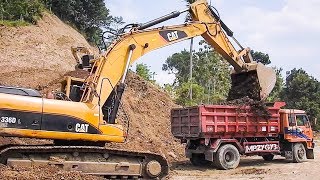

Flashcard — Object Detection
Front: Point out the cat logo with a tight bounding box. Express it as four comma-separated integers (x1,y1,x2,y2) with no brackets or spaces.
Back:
159,30,187,42
167,31,179,41
75,123,89,133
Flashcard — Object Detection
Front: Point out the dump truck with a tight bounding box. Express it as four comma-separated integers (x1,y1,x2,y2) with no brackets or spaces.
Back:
171,102,315,170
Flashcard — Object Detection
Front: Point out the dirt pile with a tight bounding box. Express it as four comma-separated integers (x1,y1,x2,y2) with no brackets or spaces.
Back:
0,12,96,89
107,72,185,162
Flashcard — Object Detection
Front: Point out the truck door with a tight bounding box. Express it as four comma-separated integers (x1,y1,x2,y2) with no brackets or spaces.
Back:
296,114,313,140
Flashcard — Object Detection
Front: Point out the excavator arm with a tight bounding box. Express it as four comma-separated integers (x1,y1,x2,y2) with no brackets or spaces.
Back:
78,0,276,123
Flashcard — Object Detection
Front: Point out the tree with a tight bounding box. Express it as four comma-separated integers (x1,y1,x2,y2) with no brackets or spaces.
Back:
45,0,123,44
163,41,231,105
176,82,204,106
136,63,155,82
267,67,284,102
281,68,320,129
0,0,44,24
251,50,271,65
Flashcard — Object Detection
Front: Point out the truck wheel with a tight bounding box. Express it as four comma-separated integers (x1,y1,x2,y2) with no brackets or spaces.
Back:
190,154,211,166
262,154,274,161
215,144,240,170
292,143,306,163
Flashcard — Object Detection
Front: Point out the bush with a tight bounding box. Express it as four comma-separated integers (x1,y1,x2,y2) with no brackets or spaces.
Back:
0,0,45,24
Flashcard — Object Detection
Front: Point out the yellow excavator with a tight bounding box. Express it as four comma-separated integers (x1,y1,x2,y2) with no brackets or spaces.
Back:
0,0,276,179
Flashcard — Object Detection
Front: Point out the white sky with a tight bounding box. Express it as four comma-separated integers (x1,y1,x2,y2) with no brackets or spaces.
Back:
106,0,320,85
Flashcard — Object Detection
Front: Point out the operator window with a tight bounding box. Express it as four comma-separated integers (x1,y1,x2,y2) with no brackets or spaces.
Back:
296,114,308,126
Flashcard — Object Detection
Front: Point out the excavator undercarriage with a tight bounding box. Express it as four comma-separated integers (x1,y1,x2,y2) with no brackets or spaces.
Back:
0,144,168,179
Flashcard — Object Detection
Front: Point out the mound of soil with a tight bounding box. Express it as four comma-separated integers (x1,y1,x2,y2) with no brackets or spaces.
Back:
107,72,185,163
0,12,96,89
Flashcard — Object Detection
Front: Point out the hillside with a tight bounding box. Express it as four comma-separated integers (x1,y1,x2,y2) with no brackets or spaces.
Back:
0,12,96,89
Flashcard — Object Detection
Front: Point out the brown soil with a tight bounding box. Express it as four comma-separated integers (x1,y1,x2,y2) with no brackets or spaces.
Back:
107,72,185,163
228,71,261,101
0,165,102,180
221,97,271,119
226,71,272,119
0,12,96,89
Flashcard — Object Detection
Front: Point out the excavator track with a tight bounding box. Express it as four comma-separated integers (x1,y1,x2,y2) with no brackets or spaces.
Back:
0,144,169,179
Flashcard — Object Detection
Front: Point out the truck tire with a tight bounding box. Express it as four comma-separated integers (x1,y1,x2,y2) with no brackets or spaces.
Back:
215,144,240,170
292,143,306,163
190,154,211,166
262,154,274,161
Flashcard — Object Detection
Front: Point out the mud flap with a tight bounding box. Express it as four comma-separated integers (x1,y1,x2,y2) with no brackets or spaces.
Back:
306,149,314,159
285,151,293,160
204,149,215,162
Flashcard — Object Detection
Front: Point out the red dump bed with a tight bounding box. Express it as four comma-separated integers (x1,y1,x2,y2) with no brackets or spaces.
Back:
171,102,285,139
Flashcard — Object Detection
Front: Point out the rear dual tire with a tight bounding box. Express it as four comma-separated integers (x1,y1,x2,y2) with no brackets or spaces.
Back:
215,144,240,170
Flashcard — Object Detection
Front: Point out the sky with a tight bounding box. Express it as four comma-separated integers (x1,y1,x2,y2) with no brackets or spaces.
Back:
106,0,320,85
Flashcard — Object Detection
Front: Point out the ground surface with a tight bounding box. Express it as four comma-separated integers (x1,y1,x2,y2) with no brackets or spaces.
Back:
170,141,320,180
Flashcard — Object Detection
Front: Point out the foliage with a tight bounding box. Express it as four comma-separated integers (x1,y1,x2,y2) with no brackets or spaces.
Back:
0,0,45,24
43,0,123,45
163,41,231,105
163,84,176,99
176,82,204,106
281,68,320,129
251,50,271,65
267,67,284,102
0,20,30,26
136,63,155,83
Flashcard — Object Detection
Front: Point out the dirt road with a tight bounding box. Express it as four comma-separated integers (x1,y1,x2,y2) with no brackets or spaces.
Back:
170,141,320,180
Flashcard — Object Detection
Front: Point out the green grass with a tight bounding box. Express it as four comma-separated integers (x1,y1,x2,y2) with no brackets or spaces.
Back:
0,20,30,27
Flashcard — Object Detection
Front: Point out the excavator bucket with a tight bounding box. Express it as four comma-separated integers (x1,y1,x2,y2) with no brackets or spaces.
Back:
228,63,277,101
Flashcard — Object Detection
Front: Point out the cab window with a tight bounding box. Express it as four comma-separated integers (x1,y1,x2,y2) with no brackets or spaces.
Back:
296,114,308,126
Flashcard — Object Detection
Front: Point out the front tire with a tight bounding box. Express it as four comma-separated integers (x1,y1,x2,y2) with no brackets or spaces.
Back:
262,154,274,161
292,143,306,163
215,144,240,170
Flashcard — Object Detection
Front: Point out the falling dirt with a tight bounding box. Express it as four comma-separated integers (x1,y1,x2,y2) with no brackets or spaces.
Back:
228,71,261,101
225,71,272,119
220,97,271,119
